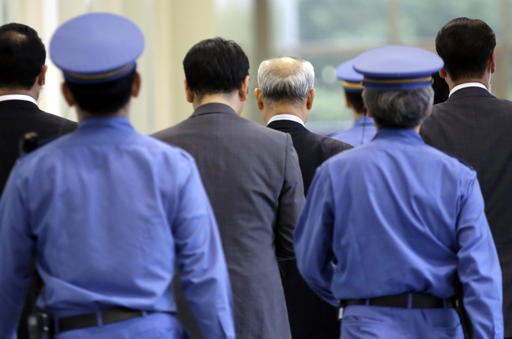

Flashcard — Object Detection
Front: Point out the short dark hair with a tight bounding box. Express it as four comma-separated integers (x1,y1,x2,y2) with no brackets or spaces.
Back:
344,91,366,114
0,23,46,89
432,72,449,104
183,37,249,98
362,87,434,128
66,70,136,115
435,17,496,81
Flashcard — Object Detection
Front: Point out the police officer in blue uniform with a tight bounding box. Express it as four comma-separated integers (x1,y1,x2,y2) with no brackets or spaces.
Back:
294,45,503,338
0,13,235,339
330,59,376,146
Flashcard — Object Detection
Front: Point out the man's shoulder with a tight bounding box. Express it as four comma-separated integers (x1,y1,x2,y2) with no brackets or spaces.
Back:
0,101,77,133
154,114,290,143
317,133,352,152
424,94,512,133
143,133,195,159
299,129,352,156
37,109,76,124
432,92,512,113
35,110,77,134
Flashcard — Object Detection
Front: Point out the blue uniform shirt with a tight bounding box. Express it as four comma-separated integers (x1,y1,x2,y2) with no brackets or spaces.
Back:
0,117,234,338
295,128,503,338
331,116,377,147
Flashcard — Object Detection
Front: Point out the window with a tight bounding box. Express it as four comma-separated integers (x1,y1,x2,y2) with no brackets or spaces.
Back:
268,0,510,134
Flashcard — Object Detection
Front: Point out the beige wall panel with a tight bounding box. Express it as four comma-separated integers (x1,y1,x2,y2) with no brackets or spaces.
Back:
150,0,173,131
166,0,217,128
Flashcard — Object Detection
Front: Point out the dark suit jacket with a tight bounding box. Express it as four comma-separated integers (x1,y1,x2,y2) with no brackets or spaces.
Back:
420,86,512,336
268,118,352,339
0,99,76,339
268,119,352,193
153,103,304,339
0,99,76,194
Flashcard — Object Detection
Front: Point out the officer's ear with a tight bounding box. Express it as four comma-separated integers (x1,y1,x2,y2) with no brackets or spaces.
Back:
61,83,75,107
131,71,141,98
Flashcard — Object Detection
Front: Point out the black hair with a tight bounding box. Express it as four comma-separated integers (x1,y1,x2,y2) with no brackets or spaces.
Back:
432,72,449,104
66,70,136,115
435,17,496,81
344,91,366,114
183,37,249,98
0,23,46,89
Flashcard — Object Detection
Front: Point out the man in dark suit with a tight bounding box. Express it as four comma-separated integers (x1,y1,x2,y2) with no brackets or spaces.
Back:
0,22,76,339
420,17,512,337
0,23,76,194
153,38,304,339
255,56,352,339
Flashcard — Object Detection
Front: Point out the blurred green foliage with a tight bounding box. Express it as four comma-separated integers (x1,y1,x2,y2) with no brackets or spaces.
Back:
295,0,506,133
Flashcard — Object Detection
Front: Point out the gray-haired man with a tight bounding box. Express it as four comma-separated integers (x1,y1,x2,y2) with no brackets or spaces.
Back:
255,56,351,339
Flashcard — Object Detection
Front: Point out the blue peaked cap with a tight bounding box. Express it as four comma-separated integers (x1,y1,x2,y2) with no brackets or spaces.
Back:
336,59,363,93
50,13,144,84
353,45,443,90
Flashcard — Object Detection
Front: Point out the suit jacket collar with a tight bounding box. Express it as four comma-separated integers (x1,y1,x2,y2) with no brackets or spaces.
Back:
0,99,40,113
0,94,37,105
267,119,308,133
191,102,238,118
447,86,495,102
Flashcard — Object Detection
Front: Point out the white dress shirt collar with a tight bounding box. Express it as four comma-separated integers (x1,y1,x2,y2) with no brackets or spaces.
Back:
0,94,38,106
449,82,488,97
266,114,305,126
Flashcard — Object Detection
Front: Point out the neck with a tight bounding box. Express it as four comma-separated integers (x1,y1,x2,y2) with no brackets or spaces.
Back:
374,124,421,133
0,87,39,101
352,111,366,121
76,103,130,122
445,73,490,91
263,101,307,124
194,92,242,115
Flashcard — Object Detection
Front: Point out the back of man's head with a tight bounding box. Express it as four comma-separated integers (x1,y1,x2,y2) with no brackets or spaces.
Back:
436,17,496,81
257,57,314,104
0,23,45,90
183,37,249,99
65,71,136,115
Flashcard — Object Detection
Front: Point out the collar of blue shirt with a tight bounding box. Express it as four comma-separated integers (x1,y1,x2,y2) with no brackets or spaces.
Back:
373,128,423,145
78,116,133,131
354,116,374,126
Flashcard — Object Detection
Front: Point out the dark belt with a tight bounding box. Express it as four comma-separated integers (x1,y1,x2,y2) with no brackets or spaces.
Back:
340,293,455,309
57,307,158,332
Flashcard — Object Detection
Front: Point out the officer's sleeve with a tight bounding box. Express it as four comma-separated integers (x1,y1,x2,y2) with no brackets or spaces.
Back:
456,173,503,339
294,163,337,306
171,155,235,339
275,135,305,260
0,166,35,338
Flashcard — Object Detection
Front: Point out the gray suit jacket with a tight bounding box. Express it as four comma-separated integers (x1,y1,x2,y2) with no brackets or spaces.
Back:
153,103,304,339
